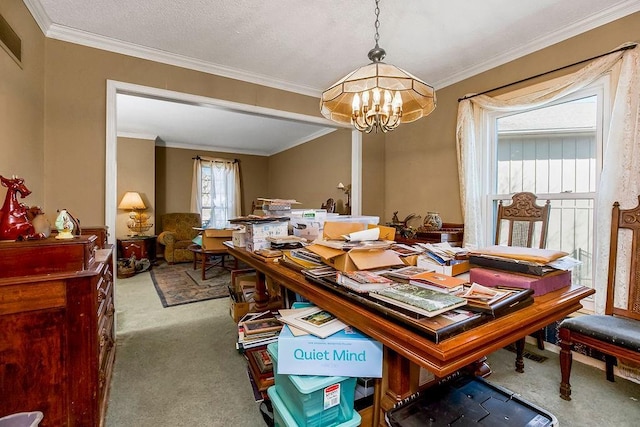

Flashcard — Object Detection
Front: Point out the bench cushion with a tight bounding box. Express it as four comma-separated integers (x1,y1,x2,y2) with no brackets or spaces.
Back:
560,315,640,352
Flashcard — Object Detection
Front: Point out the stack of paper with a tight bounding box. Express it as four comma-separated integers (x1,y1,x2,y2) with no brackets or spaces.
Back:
278,305,347,339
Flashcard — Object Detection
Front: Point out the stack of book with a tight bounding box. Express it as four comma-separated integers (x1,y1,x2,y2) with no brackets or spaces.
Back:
244,345,274,393
369,284,467,317
301,265,337,280
335,270,396,293
278,248,324,271
278,305,347,339
459,282,534,316
383,266,434,280
468,245,577,296
416,242,471,275
236,311,282,351
409,271,468,294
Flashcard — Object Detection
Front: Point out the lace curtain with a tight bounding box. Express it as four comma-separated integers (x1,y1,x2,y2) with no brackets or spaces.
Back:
190,157,241,227
456,43,640,314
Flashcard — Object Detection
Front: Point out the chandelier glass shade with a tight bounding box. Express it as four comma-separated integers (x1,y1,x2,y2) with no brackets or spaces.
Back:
320,1,436,133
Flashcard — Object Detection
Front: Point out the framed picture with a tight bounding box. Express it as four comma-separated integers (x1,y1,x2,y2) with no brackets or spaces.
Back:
242,317,282,335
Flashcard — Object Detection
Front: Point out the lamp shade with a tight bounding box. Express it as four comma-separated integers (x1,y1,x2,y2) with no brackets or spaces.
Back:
320,62,436,126
118,192,146,210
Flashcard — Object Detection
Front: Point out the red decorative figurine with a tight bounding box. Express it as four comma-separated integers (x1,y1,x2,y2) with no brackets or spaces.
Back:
0,175,46,240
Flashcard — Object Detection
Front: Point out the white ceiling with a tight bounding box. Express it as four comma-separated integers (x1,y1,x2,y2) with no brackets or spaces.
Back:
25,0,640,155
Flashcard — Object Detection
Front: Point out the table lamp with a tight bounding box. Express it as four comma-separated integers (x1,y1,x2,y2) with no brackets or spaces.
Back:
118,191,152,236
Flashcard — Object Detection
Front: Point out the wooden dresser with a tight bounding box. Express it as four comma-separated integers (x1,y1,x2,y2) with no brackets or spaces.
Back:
0,236,115,427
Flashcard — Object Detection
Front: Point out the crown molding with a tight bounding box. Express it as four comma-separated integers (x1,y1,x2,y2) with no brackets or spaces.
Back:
434,0,640,89
154,139,270,157
43,22,321,98
25,0,640,93
153,128,337,157
22,0,51,34
116,132,158,141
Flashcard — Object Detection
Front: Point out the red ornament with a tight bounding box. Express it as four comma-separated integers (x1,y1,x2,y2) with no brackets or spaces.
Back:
0,175,46,240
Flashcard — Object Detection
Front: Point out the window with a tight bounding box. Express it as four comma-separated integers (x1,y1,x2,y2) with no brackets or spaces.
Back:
193,158,240,229
486,81,609,303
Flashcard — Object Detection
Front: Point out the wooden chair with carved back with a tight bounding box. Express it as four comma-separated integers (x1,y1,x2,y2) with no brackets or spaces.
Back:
321,198,336,213
495,191,551,249
558,196,640,400
496,192,551,350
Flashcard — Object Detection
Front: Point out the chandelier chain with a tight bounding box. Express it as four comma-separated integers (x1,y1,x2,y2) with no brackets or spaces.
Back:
374,0,380,45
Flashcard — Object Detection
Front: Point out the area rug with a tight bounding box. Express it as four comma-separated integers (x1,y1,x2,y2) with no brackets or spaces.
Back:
151,262,230,307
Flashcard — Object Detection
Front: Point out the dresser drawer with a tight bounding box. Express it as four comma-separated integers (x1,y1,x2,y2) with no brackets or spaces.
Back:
96,263,114,317
98,301,115,369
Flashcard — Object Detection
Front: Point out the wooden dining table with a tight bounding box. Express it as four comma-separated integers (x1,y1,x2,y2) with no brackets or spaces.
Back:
225,243,594,426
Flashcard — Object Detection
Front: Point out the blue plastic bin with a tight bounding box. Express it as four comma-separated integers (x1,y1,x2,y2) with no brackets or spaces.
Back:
268,386,361,427
268,342,357,427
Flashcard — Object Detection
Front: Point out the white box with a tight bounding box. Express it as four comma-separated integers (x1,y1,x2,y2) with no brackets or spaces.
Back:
245,221,288,240
246,239,271,252
326,215,379,225
277,324,383,378
290,217,325,241
232,229,246,247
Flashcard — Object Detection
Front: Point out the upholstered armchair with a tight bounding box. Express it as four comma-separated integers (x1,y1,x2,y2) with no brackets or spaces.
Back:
157,213,202,264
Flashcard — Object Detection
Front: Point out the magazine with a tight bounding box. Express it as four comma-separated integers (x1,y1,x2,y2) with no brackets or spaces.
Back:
385,266,435,280
278,306,347,338
409,271,468,294
369,284,467,317
335,270,396,293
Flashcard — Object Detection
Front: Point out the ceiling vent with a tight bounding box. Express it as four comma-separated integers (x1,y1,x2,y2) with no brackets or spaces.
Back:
0,13,22,66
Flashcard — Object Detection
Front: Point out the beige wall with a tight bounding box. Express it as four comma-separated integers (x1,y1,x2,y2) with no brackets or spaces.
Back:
384,12,640,225
42,37,319,228
268,129,352,211
117,137,155,237
2,0,639,233
0,0,45,212
155,146,269,223
362,131,386,221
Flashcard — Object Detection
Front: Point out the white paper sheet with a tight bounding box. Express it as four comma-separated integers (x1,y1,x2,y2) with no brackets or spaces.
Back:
341,227,380,242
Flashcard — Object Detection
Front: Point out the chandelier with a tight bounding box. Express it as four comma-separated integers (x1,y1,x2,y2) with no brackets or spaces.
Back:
320,0,436,133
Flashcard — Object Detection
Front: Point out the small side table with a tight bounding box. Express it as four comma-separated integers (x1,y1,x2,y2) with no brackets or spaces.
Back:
117,235,157,265
188,244,237,280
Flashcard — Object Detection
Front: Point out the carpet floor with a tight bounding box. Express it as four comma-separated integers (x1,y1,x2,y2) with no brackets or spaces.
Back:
151,262,230,307
107,270,640,426
106,271,266,426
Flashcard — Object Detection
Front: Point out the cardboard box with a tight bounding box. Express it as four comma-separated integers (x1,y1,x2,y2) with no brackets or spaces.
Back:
306,222,402,272
276,324,383,378
229,269,257,322
469,267,571,296
201,228,234,250
230,299,255,323
417,256,470,276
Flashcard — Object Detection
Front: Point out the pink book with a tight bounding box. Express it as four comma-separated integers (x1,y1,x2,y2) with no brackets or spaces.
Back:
469,267,571,296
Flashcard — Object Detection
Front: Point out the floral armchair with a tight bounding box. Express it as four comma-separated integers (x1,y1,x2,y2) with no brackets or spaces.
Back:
157,213,202,264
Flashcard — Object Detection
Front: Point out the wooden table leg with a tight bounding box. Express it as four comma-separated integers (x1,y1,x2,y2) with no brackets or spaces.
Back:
201,252,207,281
379,348,413,424
253,271,270,310
515,337,525,373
